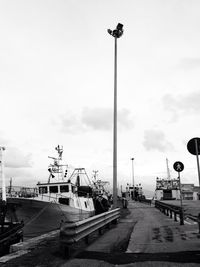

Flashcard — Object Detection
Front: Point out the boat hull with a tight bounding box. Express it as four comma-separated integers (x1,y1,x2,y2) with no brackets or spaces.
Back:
0,222,23,256
6,197,94,239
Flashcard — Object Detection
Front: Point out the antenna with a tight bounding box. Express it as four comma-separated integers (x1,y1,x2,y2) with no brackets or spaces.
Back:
93,170,98,181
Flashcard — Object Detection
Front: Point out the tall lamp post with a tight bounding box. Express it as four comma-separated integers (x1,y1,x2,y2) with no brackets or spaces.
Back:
108,23,124,208
131,158,134,188
131,158,134,200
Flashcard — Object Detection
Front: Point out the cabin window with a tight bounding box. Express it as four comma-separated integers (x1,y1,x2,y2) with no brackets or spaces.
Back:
49,186,58,193
60,185,69,193
39,186,48,194
84,201,87,208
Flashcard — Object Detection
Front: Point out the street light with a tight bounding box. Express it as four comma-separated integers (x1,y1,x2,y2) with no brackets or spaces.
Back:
107,23,124,208
131,158,134,200
131,158,134,188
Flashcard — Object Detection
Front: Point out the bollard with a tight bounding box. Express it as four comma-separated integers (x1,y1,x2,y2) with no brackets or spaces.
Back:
174,212,177,221
179,209,184,225
122,198,128,209
170,210,172,218
166,209,169,216
197,213,200,234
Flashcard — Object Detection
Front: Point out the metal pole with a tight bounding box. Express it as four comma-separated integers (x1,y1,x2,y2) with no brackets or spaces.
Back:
131,158,134,188
113,36,117,208
195,138,200,187
0,147,6,201
178,171,184,225
107,23,123,208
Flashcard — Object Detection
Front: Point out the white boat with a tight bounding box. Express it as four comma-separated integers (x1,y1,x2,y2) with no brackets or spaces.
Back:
154,158,181,201
154,177,181,201
6,145,95,239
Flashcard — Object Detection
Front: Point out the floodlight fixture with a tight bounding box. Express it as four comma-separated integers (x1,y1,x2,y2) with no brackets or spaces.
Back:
107,23,124,38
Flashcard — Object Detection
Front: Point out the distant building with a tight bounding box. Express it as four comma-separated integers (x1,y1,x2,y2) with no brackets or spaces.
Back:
181,184,200,200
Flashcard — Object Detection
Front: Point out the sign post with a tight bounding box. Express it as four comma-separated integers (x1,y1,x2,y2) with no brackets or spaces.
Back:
187,137,200,188
173,161,184,225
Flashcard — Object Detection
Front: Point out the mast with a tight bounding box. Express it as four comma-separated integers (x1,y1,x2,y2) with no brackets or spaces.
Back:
93,170,98,181
48,145,68,182
0,147,6,201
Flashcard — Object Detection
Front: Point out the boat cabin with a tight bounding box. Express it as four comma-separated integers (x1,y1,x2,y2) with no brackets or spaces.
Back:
37,182,76,195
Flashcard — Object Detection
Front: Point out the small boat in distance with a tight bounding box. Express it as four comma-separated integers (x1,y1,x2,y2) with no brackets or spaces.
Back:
7,145,95,239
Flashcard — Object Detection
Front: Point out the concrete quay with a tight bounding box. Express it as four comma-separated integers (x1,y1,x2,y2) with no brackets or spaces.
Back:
1,201,200,266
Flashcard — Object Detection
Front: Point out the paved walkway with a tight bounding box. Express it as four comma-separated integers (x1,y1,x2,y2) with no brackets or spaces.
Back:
68,201,200,266
127,201,200,253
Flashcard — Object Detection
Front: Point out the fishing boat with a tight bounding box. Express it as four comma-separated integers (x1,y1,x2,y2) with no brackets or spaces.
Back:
91,170,112,214
6,145,95,239
0,147,23,256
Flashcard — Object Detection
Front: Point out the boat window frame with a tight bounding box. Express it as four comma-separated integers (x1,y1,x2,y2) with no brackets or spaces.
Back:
49,185,59,194
60,185,69,193
39,186,48,194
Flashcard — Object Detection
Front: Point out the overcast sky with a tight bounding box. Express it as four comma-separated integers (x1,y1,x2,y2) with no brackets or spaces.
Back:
1,0,200,196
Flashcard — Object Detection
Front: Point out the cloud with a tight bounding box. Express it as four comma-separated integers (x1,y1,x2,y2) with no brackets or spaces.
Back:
162,91,200,121
82,107,134,131
60,107,134,133
60,113,84,133
143,129,173,152
4,168,35,186
4,147,32,168
178,58,200,70
82,107,112,130
118,109,134,130
0,135,10,148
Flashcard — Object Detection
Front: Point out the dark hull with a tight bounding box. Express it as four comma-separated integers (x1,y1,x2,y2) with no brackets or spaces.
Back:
0,222,23,257
6,198,94,239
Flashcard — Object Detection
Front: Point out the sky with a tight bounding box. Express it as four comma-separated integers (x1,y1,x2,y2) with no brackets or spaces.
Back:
0,0,200,197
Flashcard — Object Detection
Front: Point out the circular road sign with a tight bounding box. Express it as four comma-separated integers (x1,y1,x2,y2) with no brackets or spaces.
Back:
187,137,200,155
173,161,184,172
